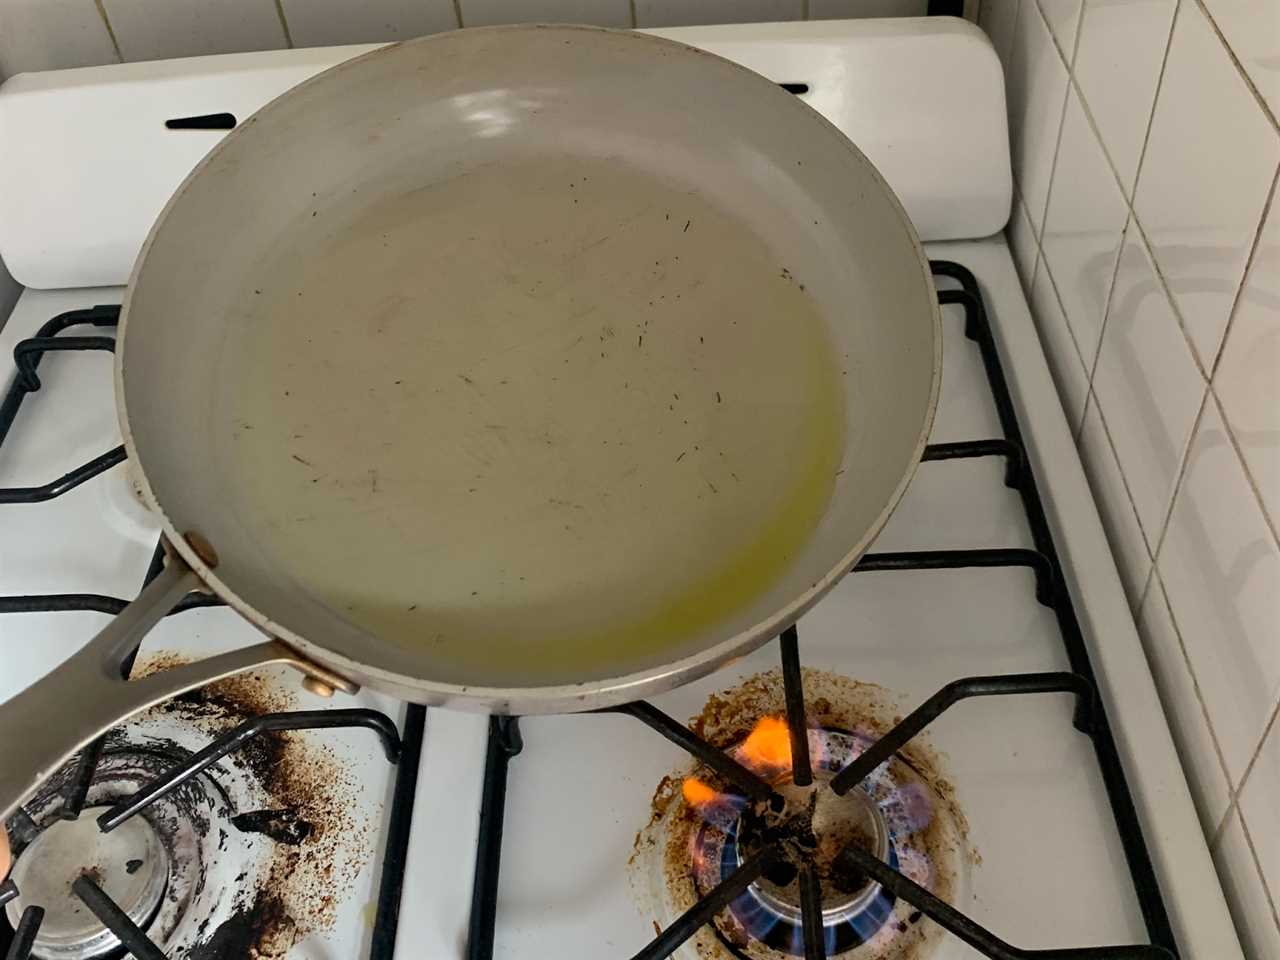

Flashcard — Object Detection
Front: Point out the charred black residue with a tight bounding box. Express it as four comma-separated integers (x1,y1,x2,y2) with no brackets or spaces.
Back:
126,859,144,875
230,809,313,846
184,895,292,960
137,654,373,958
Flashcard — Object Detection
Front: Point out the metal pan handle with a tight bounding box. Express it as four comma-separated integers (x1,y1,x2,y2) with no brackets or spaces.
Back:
0,541,356,820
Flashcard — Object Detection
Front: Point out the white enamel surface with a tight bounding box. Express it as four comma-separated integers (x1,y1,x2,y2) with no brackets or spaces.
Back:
1072,0,1177,196
0,44,379,289
1132,0,1280,370
1090,226,1206,544
1156,397,1280,786
0,18,1011,290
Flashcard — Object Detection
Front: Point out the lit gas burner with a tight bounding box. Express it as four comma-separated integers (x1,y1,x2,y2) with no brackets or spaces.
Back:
632,669,973,959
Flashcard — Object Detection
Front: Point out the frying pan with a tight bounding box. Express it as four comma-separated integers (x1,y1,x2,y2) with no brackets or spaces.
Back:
0,25,940,819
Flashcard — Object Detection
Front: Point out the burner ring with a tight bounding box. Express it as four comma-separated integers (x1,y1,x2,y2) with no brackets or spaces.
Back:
5,807,169,960
735,770,894,926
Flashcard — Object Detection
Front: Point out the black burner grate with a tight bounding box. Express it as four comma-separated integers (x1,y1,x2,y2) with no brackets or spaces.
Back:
461,262,1180,960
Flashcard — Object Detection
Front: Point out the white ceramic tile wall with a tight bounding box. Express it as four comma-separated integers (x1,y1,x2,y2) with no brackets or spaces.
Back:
0,0,931,75
986,0,1280,951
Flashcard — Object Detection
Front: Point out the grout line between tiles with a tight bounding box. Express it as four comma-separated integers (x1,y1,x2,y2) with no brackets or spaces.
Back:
1127,215,1212,384
1080,211,1130,394
1209,165,1279,381
1209,386,1280,549
1125,0,1181,211
1135,537,1156,614
272,0,294,49
1146,381,1209,565
1203,163,1274,378
1086,375,1159,562
1036,247,1092,435
1145,570,1235,833
1230,697,1280,820
93,0,124,63
1192,0,1278,132
1237,812,1280,935
454,0,465,29
1026,4,1074,246
1032,0,1081,70
1009,180,1042,294
628,0,638,28
1069,0,1179,215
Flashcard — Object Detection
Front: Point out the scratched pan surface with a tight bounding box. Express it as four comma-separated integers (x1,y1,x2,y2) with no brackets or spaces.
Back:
117,25,941,712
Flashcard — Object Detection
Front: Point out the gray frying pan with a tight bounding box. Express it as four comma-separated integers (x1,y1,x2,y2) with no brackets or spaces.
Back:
0,25,939,819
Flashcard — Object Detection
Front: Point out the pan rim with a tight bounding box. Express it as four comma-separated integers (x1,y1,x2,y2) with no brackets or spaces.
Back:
114,23,943,713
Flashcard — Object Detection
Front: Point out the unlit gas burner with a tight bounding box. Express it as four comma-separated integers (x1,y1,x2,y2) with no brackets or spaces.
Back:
6,808,169,959
3,735,261,960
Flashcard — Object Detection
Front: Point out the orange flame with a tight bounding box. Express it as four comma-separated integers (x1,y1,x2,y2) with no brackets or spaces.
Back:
682,776,719,807
739,715,792,772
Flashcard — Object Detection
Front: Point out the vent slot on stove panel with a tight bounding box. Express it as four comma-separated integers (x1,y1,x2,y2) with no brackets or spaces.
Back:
164,112,237,130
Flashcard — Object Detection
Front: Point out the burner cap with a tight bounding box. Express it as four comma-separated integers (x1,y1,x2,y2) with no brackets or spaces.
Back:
5,807,170,960
737,769,891,925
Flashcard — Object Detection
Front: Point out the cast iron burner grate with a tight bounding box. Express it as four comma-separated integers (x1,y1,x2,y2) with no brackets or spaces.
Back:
0,310,426,958
461,262,1182,960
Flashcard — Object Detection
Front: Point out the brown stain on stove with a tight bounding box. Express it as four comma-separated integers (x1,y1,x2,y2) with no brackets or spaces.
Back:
134,653,374,958
632,667,974,960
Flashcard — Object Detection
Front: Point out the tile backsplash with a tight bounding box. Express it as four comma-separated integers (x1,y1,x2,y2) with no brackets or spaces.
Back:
0,0,925,76
0,0,1274,953
982,0,1280,953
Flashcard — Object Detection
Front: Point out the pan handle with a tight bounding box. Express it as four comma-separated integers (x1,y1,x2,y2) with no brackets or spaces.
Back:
0,543,357,821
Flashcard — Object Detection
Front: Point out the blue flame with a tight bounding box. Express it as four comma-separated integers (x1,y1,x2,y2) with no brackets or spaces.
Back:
713,819,903,956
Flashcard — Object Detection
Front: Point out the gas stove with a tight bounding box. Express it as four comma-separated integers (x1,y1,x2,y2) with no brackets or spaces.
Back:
0,16,1243,960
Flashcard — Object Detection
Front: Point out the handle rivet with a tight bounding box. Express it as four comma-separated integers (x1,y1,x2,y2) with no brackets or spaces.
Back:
302,676,336,698
183,531,219,568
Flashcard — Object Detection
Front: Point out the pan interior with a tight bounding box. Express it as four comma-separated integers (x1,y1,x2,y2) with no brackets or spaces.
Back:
217,153,846,682
120,27,940,698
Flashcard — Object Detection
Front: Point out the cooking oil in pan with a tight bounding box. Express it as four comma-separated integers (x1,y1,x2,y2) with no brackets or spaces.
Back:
222,155,845,683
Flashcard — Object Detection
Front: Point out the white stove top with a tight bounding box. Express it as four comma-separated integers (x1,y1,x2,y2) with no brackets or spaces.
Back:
0,18,1241,960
